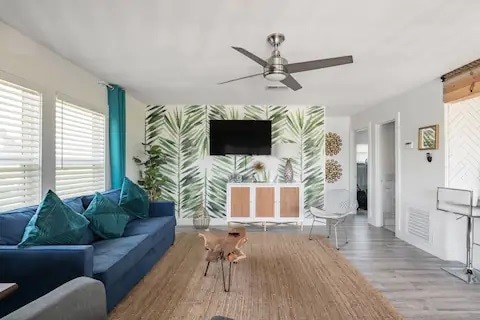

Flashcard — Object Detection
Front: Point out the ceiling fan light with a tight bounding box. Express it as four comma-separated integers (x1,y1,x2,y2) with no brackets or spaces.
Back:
264,71,287,81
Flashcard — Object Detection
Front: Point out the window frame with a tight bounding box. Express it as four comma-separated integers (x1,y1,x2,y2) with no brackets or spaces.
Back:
55,96,107,198
0,76,42,211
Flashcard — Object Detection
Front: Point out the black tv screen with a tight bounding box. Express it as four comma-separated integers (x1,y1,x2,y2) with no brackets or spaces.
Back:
210,120,272,155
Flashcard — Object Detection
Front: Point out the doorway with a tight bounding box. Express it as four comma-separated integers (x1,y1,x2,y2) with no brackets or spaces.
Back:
355,129,368,216
379,121,395,232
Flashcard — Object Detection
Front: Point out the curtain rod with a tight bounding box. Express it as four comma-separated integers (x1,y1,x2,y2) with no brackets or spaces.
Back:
97,81,114,90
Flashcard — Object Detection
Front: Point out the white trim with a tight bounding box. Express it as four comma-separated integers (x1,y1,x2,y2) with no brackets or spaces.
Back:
367,122,374,225
371,114,401,233
395,112,402,235
373,122,382,227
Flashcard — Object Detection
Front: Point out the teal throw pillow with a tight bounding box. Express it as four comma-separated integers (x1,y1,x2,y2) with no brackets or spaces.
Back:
83,192,130,239
19,190,89,248
119,177,149,219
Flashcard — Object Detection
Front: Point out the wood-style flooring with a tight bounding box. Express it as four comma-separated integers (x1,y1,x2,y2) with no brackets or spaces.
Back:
178,214,480,320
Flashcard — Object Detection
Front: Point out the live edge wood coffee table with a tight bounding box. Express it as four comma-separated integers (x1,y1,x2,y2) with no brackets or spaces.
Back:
198,227,247,292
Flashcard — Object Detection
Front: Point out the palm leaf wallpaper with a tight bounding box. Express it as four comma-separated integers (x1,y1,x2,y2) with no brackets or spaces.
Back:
144,105,325,218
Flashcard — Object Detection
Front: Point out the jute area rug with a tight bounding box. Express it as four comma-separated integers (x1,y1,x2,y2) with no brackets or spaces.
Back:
109,232,403,320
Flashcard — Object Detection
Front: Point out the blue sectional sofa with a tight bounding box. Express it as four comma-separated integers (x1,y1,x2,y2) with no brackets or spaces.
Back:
0,189,176,317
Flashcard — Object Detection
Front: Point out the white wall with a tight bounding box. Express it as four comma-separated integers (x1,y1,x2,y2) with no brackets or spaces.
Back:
351,79,457,261
325,116,352,206
0,21,145,193
356,130,368,145
125,95,146,182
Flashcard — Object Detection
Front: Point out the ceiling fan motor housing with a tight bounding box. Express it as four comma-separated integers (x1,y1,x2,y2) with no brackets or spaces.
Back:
264,51,288,81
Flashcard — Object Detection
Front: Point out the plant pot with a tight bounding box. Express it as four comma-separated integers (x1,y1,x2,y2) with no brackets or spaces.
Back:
193,203,210,230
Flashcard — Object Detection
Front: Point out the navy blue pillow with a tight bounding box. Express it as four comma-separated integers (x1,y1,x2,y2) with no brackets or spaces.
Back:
0,205,37,245
82,189,121,209
65,197,95,244
64,197,86,214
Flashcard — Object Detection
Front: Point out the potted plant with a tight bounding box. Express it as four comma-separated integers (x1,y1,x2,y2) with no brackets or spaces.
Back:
133,143,166,200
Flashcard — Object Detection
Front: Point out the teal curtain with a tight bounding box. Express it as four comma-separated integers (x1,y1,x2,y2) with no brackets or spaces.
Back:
108,85,126,189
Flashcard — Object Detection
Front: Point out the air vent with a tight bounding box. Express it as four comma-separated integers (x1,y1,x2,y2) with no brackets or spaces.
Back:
407,207,430,241
265,85,289,90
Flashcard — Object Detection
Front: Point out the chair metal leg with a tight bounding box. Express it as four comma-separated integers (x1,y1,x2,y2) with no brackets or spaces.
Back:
309,218,316,240
327,219,332,238
343,221,348,244
334,224,339,250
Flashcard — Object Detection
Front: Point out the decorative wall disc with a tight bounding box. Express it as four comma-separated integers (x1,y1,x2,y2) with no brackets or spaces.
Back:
325,159,342,183
326,132,342,156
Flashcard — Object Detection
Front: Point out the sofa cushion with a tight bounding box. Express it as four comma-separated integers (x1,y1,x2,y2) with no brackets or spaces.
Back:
0,205,37,245
123,216,176,245
92,234,150,286
82,189,121,209
119,177,149,219
63,197,85,214
19,190,90,247
83,193,130,239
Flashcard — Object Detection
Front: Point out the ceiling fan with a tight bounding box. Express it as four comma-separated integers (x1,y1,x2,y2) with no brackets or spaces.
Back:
219,33,353,91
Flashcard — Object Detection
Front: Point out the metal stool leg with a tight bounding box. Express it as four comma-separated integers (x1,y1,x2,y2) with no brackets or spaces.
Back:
221,259,232,292
309,218,316,240
204,261,211,276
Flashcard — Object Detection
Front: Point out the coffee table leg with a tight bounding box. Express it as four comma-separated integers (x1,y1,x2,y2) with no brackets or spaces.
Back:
204,261,211,277
221,260,233,292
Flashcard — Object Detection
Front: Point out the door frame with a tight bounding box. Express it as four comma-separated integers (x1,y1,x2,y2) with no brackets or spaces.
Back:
373,115,401,235
352,127,372,223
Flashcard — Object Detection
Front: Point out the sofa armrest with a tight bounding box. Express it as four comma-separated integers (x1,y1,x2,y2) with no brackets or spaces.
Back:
0,245,94,317
149,201,175,218
2,277,106,320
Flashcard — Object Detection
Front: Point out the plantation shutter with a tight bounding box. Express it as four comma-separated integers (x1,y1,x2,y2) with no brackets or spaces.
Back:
0,78,41,211
56,98,106,198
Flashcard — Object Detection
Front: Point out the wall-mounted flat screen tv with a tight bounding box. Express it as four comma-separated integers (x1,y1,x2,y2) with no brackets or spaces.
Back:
209,120,272,155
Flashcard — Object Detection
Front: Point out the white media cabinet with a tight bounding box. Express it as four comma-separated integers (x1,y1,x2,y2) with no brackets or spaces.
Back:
226,183,304,231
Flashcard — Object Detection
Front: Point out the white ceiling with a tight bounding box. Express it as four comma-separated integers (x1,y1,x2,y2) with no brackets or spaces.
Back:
0,0,479,115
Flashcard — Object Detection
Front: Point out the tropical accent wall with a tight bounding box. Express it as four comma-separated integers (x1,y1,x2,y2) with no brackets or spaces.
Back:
144,105,325,219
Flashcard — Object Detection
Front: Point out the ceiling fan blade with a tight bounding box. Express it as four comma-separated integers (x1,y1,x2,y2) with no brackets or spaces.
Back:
286,55,353,74
218,73,263,85
281,74,302,91
232,47,268,67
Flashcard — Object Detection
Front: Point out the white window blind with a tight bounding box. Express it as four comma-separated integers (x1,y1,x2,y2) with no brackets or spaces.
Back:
0,78,41,212
56,98,105,198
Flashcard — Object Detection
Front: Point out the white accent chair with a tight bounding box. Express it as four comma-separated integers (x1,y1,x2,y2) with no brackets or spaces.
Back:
308,189,358,250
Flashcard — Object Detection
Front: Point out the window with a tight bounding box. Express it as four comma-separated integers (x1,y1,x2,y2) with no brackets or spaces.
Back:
0,78,41,211
56,98,105,198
